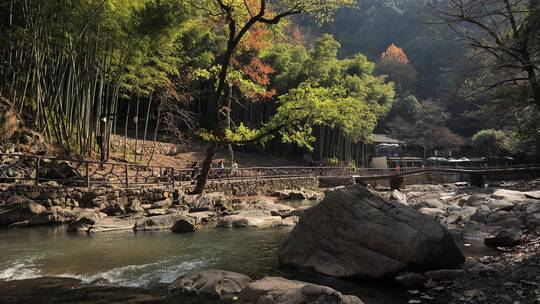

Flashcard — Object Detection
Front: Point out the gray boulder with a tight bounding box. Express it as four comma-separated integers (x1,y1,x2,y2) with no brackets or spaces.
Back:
484,228,522,247
169,269,251,299
238,277,363,304
171,218,199,233
133,214,188,231
278,185,465,280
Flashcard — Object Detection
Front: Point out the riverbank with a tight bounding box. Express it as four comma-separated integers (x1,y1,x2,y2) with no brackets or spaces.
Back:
1,179,540,303
374,179,540,303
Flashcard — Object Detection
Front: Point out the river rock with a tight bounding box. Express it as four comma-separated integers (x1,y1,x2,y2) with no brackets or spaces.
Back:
186,192,225,211
169,269,251,299
487,199,514,211
278,185,465,280
423,269,465,282
171,218,199,233
68,215,141,233
150,198,172,209
146,208,168,216
185,211,215,225
101,202,126,216
126,199,145,213
238,277,364,304
273,216,299,227
420,199,444,210
0,196,46,226
289,206,313,218
28,208,77,225
390,190,408,205
524,191,540,200
484,228,522,247
217,210,282,228
395,273,426,290
418,207,445,219
249,200,296,218
490,189,528,203
89,196,108,209
0,277,176,303
134,214,189,231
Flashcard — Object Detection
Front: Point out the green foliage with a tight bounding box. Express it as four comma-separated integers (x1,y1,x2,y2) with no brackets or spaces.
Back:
221,34,395,150
472,129,518,157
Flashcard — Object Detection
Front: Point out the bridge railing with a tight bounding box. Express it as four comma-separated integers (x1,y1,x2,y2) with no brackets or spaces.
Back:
0,153,357,189
0,152,537,189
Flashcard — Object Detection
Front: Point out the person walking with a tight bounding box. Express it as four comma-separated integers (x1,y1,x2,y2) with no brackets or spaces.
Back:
190,161,199,184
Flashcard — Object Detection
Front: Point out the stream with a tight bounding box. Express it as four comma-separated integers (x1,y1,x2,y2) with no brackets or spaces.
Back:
0,200,493,304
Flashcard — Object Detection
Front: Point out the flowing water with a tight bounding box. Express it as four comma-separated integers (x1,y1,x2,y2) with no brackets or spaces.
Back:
0,225,414,303
0,200,493,304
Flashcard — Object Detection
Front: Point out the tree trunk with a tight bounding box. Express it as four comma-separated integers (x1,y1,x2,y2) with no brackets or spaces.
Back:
227,85,234,166
193,143,219,194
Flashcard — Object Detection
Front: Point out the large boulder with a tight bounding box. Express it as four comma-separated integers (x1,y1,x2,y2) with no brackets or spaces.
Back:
0,196,46,226
278,185,465,280
238,277,363,304
169,269,251,299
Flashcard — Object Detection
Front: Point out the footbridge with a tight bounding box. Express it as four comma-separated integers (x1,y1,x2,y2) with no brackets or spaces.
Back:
354,166,540,189
0,153,539,190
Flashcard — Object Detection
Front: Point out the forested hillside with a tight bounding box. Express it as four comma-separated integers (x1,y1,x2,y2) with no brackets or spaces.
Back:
0,0,538,179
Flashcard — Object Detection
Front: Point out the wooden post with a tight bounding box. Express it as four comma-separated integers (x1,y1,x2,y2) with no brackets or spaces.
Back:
390,175,404,190
469,173,484,188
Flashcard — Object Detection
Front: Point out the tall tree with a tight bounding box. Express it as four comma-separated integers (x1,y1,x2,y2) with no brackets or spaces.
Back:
388,99,464,159
191,0,355,194
376,43,417,92
437,0,540,110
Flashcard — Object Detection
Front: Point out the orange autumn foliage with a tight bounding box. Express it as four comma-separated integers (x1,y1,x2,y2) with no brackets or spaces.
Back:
380,44,410,65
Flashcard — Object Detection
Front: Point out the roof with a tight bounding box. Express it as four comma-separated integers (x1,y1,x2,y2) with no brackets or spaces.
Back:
372,134,404,144
388,157,424,161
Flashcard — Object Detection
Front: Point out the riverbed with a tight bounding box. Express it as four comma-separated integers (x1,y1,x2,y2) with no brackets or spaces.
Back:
0,225,417,304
